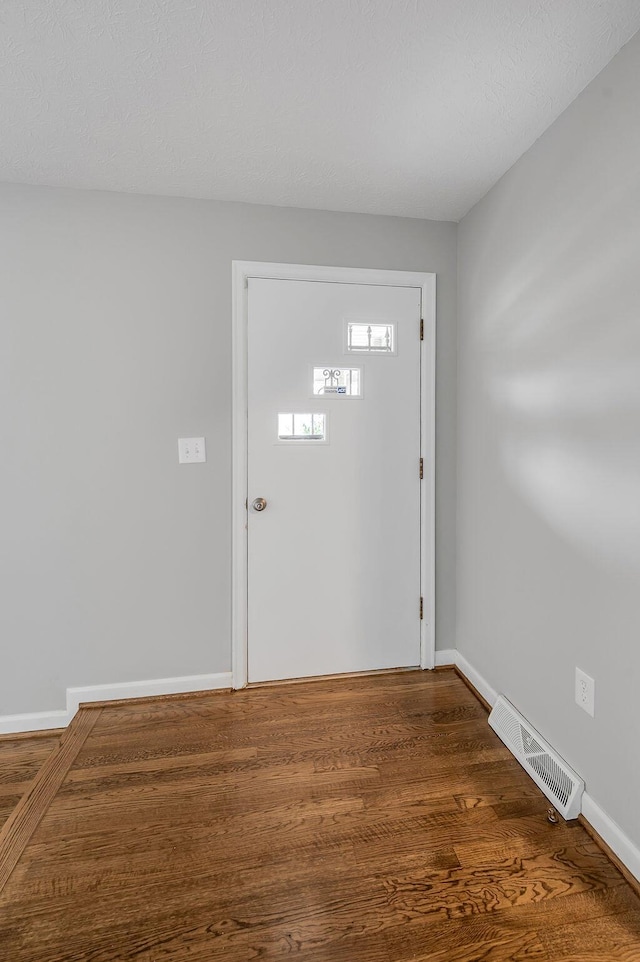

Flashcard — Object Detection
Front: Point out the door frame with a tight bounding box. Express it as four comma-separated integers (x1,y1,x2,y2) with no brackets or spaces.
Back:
231,261,436,688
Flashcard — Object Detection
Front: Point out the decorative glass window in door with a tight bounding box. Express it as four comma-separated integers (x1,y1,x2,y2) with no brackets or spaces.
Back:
278,413,326,442
346,321,396,354
312,367,362,397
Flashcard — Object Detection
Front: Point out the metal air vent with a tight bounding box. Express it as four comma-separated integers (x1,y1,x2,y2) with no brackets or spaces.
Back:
489,695,584,820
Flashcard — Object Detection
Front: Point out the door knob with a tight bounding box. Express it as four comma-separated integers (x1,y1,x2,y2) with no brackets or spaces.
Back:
252,497,267,512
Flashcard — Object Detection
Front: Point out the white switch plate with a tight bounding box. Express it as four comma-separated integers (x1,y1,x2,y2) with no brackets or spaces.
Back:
575,667,595,717
178,437,206,464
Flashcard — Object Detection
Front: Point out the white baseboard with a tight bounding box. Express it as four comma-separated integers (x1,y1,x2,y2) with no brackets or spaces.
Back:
65,672,232,715
0,709,71,736
0,672,232,736
434,648,498,707
436,648,638,885
582,792,640,884
434,648,457,667
455,651,498,708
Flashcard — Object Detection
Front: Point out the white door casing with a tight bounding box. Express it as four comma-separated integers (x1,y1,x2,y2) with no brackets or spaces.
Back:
232,262,436,687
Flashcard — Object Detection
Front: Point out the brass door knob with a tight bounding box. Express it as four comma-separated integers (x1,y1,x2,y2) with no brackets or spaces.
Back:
252,497,267,512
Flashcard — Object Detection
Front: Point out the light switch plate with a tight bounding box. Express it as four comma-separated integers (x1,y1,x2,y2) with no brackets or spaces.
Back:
178,437,206,464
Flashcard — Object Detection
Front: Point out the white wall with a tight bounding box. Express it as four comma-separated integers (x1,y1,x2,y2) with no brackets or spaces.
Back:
457,31,640,846
0,185,456,716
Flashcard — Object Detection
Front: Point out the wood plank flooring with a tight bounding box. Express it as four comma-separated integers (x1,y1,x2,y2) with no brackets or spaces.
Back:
0,710,101,892
0,670,638,961
0,731,61,830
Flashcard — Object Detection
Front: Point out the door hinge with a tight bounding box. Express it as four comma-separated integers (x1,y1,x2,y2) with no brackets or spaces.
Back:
419,457,424,480
420,597,424,620
420,318,424,341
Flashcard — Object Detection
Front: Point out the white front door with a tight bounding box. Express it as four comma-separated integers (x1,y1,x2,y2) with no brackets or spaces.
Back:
245,273,427,683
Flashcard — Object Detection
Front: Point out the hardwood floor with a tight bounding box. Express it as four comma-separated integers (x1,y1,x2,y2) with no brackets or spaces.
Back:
0,670,638,961
0,731,61,831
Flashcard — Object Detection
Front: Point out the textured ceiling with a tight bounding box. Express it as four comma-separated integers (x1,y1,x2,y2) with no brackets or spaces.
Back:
1,1,640,221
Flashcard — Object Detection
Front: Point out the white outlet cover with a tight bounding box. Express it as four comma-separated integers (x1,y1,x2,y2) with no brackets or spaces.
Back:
575,667,595,717
178,437,206,464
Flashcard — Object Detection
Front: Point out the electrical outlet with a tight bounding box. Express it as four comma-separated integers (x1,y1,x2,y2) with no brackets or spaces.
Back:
575,667,595,717
178,437,206,464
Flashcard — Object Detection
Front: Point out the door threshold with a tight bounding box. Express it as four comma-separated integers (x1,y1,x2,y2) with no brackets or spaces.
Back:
246,665,422,689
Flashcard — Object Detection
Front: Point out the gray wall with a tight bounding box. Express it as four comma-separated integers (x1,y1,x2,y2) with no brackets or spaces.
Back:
457,31,640,845
1,185,456,715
